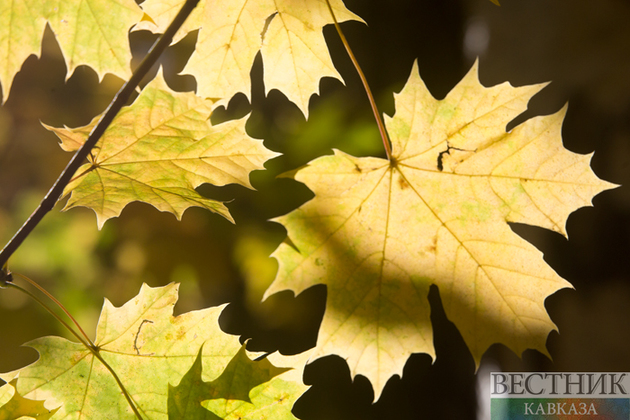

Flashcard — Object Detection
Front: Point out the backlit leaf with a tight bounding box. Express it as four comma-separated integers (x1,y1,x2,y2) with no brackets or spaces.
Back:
169,345,305,420
45,73,278,228
0,379,58,420
0,0,142,102
137,0,362,115
265,60,617,400
0,283,306,419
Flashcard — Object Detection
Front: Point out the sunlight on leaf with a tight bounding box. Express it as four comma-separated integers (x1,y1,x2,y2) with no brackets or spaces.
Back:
0,283,307,419
170,345,305,420
1,283,239,418
0,379,58,420
136,0,362,115
0,0,142,103
265,60,617,400
201,351,307,420
45,73,279,228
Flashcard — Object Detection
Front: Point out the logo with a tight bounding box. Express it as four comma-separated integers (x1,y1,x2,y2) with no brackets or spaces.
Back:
490,372,630,419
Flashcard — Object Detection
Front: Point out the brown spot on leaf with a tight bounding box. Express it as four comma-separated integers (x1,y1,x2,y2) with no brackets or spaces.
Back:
427,235,438,253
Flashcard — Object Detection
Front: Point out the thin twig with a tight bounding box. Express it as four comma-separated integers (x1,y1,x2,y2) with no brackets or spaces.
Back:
1,2,202,418
0,0,201,268
15,272,94,347
7,283,92,349
324,0,392,160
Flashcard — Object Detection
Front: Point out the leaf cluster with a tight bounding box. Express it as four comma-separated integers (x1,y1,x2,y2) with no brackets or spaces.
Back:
0,0,619,418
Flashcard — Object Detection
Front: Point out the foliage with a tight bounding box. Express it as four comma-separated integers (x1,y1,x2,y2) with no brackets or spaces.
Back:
265,60,614,399
44,73,277,228
135,0,362,115
0,379,58,420
0,0,620,418
0,284,306,419
0,0,143,103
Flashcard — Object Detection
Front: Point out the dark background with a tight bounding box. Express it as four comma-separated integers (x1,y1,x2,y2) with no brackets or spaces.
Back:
1,0,630,418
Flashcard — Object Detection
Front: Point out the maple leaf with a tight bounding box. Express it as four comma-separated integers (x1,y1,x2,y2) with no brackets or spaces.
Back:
0,0,142,103
170,345,306,419
45,73,278,228
136,0,362,115
0,283,307,419
0,379,58,420
264,61,617,400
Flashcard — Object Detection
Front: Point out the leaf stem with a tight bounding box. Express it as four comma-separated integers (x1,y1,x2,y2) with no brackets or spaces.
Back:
6,282,145,419
324,0,392,160
6,283,92,349
0,1,202,418
14,272,94,347
0,0,202,268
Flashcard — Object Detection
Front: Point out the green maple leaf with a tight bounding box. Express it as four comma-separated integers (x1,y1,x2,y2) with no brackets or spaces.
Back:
169,345,305,420
264,60,617,400
0,283,306,419
0,379,59,420
0,0,142,103
45,73,278,228
136,0,362,115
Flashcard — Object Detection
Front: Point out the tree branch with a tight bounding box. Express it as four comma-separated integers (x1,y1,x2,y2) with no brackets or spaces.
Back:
0,0,201,268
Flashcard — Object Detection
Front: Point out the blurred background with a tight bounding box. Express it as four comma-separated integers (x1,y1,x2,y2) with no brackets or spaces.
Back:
1,0,630,418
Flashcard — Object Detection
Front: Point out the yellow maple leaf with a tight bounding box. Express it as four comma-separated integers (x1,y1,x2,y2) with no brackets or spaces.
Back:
45,73,278,228
0,379,58,420
0,0,142,103
0,284,308,419
264,61,617,400
136,0,362,115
